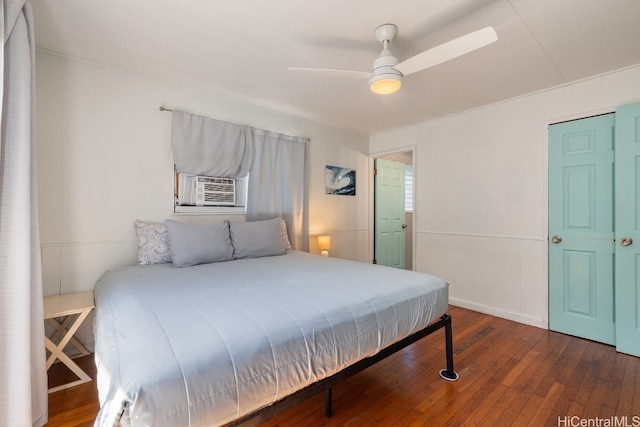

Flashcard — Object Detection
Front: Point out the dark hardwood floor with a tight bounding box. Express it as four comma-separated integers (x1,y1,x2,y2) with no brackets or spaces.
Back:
46,355,99,427
45,306,640,426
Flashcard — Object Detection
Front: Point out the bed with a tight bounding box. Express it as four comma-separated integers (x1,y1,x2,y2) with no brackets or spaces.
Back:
93,219,456,427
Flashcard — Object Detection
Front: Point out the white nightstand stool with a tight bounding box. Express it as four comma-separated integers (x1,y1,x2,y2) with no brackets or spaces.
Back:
44,290,95,393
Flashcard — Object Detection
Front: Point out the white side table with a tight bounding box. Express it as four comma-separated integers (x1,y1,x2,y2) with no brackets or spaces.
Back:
44,290,94,393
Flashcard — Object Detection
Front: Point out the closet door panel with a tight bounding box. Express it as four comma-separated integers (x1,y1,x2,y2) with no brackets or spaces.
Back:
614,103,640,357
548,115,615,345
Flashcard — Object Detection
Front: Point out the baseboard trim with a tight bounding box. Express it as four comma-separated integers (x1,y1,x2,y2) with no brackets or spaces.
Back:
449,297,547,329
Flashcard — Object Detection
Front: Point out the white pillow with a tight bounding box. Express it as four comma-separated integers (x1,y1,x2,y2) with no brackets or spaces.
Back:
280,219,292,251
134,220,172,265
165,219,234,267
229,218,286,259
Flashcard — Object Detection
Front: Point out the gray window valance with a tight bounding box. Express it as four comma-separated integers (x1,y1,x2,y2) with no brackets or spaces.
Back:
171,110,254,178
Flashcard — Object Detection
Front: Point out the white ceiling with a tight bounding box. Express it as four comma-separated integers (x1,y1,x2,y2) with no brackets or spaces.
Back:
32,0,640,136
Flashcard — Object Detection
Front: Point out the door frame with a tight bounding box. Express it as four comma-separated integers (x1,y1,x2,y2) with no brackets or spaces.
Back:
369,147,416,269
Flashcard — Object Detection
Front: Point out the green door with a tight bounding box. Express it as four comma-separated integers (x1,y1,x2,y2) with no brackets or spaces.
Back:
548,114,616,345
374,158,405,268
614,103,640,357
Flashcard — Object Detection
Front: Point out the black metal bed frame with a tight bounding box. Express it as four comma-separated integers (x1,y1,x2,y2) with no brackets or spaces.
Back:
229,313,459,426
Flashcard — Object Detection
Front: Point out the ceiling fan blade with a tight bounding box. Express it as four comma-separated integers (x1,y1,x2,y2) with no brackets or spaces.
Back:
395,26,498,76
288,67,369,79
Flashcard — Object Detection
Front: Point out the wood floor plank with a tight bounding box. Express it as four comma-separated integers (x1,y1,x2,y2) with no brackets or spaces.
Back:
46,306,640,427
529,381,564,426
583,344,613,419
501,349,539,387
464,383,509,425
511,393,544,426
599,351,627,414
633,364,640,419
500,388,535,425
566,401,585,418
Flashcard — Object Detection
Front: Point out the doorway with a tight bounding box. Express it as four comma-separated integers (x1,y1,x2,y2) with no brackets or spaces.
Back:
374,150,414,270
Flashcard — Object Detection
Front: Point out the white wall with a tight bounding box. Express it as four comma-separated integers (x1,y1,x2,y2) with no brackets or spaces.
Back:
36,51,369,346
37,47,640,340
370,65,640,328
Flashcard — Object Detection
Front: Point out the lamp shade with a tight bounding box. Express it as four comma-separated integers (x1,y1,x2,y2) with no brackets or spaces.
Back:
317,235,331,251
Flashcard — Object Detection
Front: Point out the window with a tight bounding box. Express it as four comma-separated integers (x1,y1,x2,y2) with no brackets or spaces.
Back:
405,165,413,212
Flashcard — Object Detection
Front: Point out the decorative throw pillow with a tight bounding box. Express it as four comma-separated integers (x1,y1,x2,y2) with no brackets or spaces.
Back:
280,219,292,251
134,220,172,265
229,218,286,259
165,219,234,267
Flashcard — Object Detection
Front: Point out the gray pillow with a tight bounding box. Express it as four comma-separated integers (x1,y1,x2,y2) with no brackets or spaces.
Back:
229,218,286,259
165,219,233,267
134,220,172,265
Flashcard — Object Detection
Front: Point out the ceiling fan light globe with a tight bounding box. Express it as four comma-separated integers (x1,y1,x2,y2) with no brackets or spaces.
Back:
369,72,402,95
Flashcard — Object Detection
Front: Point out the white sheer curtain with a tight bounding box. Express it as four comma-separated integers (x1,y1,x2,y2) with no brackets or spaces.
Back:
246,129,309,251
0,1,48,426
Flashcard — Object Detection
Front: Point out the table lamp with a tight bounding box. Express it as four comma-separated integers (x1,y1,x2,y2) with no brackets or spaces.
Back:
317,235,331,257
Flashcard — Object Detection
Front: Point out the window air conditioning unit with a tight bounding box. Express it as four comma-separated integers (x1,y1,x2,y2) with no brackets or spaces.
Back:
177,174,236,206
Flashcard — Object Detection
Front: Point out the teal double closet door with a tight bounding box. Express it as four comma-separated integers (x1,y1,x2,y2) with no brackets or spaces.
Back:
549,103,640,357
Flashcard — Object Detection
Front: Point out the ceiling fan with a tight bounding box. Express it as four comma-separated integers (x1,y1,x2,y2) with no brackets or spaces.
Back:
289,24,498,95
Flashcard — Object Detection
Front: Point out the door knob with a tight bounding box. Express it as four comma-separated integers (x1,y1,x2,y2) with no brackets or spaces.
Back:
620,237,633,247
402,224,407,229
551,235,562,244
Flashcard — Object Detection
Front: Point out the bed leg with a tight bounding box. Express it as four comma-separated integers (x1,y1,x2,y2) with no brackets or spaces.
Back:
325,387,333,418
439,314,459,381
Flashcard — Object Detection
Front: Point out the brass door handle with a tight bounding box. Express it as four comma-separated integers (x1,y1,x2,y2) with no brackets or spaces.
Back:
551,235,562,244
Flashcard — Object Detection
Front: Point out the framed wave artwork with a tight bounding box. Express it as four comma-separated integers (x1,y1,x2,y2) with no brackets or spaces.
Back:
325,165,356,196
